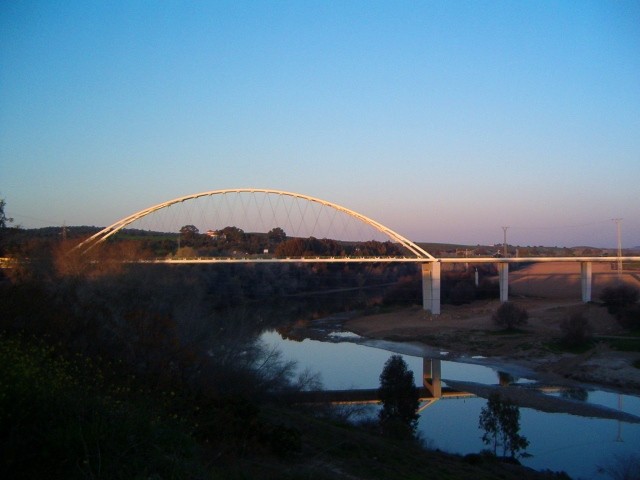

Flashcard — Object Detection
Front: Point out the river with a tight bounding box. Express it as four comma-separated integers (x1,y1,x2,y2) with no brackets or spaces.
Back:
260,325,640,479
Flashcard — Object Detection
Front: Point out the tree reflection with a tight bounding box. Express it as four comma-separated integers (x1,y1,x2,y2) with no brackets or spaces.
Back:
479,393,529,459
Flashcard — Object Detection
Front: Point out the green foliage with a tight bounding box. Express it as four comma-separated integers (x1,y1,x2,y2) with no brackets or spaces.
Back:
559,313,593,349
377,355,419,439
179,224,199,236
479,393,529,459
267,226,287,244
493,302,529,330
0,335,200,479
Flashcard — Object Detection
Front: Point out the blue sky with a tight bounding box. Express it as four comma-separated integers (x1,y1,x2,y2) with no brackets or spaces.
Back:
1,1,639,248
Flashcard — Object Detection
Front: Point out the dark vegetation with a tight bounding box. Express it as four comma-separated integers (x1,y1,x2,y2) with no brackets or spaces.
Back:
600,284,640,331
377,355,420,439
594,285,640,355
596,453,640,480
0,214,565,479
493,302,529,331
559,313,593,350
1,223,500,308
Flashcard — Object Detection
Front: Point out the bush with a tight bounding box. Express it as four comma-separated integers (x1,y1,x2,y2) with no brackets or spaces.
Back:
617,304,640,331
600,285,639,316
492,302,528,330
560,313,593,349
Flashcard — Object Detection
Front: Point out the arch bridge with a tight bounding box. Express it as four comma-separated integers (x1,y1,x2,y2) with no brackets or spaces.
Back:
75,188,640,315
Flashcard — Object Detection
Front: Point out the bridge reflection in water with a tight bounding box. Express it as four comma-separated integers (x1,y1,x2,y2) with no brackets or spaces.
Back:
289,358,640,423
291,359,552,410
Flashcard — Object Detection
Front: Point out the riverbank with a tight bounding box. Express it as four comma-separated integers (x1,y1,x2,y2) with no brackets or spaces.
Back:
345,299,640,395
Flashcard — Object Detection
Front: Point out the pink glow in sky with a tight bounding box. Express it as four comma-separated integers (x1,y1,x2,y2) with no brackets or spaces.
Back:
1,1,639,248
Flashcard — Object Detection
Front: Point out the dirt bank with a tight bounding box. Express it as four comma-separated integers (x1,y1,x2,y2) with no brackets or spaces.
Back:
345,299,640,395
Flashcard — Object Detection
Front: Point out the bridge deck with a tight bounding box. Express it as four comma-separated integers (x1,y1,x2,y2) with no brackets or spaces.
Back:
281,386,473,404
144,256,640,264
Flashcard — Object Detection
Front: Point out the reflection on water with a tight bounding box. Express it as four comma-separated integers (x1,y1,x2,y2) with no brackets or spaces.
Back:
261,330,640,479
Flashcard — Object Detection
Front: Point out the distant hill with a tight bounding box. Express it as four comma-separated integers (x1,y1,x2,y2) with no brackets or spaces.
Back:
4,227,638,256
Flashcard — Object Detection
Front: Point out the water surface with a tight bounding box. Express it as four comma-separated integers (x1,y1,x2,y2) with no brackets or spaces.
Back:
261,330,640,479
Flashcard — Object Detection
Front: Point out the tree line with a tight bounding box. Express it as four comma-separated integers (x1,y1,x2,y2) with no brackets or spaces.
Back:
177,224,404,258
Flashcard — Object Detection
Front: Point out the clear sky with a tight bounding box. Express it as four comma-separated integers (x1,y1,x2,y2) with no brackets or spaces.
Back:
1,1,639,248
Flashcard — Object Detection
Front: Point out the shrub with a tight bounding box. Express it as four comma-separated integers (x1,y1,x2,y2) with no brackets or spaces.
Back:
600,285,639,316
492,302,528,330
617,304,640,331
560,313,593,349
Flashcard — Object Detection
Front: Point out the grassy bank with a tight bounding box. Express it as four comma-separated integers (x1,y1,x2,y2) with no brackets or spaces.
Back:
1,333,571,480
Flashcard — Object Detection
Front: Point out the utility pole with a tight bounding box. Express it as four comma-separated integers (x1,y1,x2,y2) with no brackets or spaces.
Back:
612,218,622,277
502,226,509,257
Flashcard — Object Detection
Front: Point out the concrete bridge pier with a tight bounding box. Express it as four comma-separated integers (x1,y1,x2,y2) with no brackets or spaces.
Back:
422,262,441,314
581,261,592,302
498,263,509,302
423,358,442,398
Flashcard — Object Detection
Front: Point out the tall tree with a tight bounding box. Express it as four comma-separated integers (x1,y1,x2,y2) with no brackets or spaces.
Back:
179,225,201,248
0,197,13,255
267,227,286,244
0,197,13,229
377,355,419,438
179,224,199,237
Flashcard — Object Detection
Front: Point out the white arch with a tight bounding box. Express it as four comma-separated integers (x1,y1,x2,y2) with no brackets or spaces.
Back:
76,188,434,259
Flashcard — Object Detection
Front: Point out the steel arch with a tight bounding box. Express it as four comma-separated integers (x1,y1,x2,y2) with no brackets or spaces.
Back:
76,188,435,259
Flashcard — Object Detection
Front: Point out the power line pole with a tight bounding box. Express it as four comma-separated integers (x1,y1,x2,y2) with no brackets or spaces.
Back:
502,226,509,257
612,218,622,277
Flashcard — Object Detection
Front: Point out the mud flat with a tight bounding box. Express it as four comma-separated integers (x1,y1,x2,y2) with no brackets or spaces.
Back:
345,298,640,396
